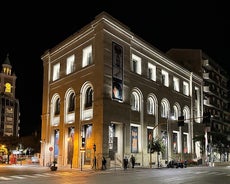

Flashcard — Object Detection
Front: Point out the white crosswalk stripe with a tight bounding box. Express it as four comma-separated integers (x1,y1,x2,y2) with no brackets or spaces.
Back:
0,176,13,181
9,175,26,179
20,175,38,178
194,171,230,177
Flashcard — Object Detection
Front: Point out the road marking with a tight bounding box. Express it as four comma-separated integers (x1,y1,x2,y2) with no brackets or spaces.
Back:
10,175,26,179
21,175,38,178
0,176,13,181
215,172,226,175
195,171,207,174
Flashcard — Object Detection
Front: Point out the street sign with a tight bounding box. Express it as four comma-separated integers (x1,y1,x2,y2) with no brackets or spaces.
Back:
80,148,85,152
49,147,53,152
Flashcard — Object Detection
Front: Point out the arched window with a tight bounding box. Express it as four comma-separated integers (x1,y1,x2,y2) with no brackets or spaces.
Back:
161,101,167,118
147,97,154,115
130,92,139,111
85,87,93,108
183,106,190,124
54,98,60,115
173,105,179,120
160,99,170,118
68,93,75,112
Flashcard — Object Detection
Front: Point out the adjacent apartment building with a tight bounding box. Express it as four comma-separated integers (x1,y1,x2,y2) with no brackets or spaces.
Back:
40,12,204,169
167,49,230,162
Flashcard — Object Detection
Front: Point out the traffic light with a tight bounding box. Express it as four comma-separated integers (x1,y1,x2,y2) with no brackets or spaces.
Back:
178,116,184,126
203,111,211,125
82,137,85,148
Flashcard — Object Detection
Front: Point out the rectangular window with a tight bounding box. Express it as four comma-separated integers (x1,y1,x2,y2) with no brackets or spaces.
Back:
183,133,188,153
53,63,60,81
54,129,59,160
161,70,169,87
147,129,153,153
66,55,75,75
112,42,123,101
131,54,141,75
147,63,156,81
131,126,138,153
194,86,200,123
173,131,178,153
82,45,92,67
183,81,189,96
173,77,180,92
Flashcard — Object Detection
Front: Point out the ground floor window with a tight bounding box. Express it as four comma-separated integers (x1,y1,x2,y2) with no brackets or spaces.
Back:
131,126,138,153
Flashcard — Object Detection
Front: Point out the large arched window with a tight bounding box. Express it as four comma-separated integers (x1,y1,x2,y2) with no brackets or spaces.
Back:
183,106,190,124
160,99,170,118
147,97,154,115
130,92,139,111
68,93,75,112
173,106,179,120
85,87,93,108
54,98,60,115
51,94,61,126
65,89,76,124
80,82,94,121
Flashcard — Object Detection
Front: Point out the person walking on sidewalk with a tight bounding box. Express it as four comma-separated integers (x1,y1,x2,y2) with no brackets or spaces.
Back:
130,155,135,168
123,156,128,170
102,157,107,170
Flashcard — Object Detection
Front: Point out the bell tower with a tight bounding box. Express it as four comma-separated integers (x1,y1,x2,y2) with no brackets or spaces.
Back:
0,54,20,137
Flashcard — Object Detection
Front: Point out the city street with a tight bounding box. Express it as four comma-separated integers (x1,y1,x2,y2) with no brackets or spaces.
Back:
0,164,230,184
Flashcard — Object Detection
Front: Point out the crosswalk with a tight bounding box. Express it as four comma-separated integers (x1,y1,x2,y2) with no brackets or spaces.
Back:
0,170,229,182
161,170,230,183
0,172,68,181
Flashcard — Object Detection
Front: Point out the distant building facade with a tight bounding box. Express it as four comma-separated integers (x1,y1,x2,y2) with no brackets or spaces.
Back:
41,12,204,169
167,49,230,161
0,54,20,137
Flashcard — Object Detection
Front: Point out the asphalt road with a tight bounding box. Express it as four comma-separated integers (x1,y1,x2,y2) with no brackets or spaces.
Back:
0,164,230,184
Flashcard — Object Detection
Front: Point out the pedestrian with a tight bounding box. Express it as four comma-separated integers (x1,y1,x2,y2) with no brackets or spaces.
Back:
102,156,107,170
130,155,135,168
123,156,128,170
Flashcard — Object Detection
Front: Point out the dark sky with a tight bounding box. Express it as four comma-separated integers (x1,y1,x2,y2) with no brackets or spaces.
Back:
0,1,229,136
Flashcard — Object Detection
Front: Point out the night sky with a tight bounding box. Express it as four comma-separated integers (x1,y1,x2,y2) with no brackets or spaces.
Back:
0,1,229,136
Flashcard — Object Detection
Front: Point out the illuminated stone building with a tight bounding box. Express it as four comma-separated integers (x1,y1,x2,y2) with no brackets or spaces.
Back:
41,12,204,169
0,54,20,137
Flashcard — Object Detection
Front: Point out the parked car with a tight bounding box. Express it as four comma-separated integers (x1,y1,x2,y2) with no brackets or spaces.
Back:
167,160,185,168
31,156,39,163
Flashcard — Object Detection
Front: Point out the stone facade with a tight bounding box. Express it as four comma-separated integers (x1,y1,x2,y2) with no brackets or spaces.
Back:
41,12,203,169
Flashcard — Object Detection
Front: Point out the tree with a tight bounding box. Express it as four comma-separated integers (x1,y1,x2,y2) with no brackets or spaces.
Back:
193,130,230,162
0,136,20,152
0,136,20,163
149,138,165,167
151,139,165,154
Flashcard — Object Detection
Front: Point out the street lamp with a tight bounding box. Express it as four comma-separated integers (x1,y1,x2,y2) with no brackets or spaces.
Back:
80,147,85,171
166,118,169,165
149,131,153,168
40,139,46,166
166,114,174,164
67,137,73,168
93,144,96,170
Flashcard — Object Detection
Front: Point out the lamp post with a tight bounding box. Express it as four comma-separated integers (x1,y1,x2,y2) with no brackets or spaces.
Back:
93,144,96,170
80,147,85,171
166,118,169,165
149,132,153,168
166,114,174,164
40,139,46,166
